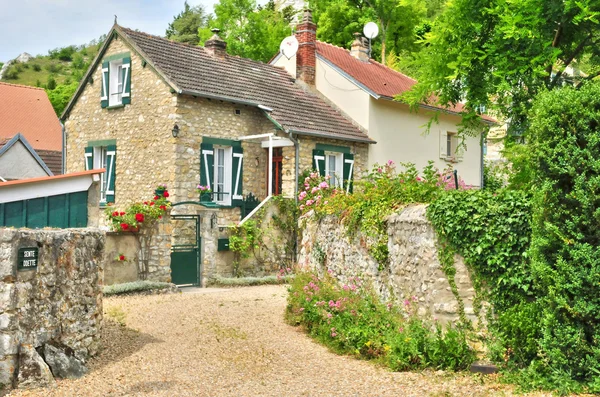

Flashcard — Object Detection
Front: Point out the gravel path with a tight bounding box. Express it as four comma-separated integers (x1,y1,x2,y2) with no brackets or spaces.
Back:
9,285,552,397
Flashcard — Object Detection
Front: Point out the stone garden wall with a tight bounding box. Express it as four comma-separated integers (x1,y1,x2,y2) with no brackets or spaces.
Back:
0,228,104,390
298,204,482,326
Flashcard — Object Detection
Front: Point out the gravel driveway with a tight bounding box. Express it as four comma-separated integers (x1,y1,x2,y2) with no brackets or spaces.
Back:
9,285,551,397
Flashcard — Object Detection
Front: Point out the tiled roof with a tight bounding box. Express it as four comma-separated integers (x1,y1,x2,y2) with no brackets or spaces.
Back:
37,150,62,175
0,82,62,151
118,27,373,143
316,42,496,122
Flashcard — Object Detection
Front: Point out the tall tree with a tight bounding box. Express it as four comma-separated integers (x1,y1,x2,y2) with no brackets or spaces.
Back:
403,0,600,136
166,1,208,45
199,0,293,62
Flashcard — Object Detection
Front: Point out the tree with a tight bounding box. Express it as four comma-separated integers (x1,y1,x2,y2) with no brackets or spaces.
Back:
46,82,78,116
166,1,208,45
312,0,432,64
199,0,293,62
403,0,600,136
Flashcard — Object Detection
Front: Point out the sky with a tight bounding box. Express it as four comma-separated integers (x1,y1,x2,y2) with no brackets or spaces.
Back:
0,0,220,62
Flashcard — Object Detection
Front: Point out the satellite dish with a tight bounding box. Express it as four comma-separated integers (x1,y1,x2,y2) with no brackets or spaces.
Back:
363,22,379,39
280,36,299,60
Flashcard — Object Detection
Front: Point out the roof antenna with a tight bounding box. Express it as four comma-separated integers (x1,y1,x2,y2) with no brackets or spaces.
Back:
114,15,118,25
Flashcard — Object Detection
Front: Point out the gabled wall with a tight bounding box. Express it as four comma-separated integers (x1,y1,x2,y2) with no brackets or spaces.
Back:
0,141,49,180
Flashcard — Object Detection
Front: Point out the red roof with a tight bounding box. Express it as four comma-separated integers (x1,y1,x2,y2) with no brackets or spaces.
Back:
316,42,495,122
0,82,62,151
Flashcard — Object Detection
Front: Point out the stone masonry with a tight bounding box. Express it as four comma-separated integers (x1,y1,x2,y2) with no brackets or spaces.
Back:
0,228,104,389
298,204,484,326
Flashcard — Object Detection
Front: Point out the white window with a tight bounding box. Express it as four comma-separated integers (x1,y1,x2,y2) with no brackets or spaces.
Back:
93,147,109,203
213,146,232,205
109,60,123,106
440,131,462,162
325,152,343,188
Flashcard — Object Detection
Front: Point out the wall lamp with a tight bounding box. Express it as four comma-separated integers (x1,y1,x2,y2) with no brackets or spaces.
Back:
210,213,218,229
172,124,180,138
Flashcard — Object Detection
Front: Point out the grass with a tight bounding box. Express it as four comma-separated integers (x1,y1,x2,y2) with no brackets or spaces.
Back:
105,305,127,326
104,280,177,296
207,275,293,287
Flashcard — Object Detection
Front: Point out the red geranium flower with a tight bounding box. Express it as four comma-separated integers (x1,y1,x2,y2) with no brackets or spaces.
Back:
154,195,160,200
160,205,167,211
163,191,170,198
119,211,125,216
120,223,129,230
144,201,148,205
135,213,144,223
149,202,155,206
119,255,125,261
112,211,119,217
158,215,162,219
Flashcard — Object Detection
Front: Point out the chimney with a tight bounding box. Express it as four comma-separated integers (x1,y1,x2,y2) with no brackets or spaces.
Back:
350,32,369,62
295,9,317,85
205,28,227,59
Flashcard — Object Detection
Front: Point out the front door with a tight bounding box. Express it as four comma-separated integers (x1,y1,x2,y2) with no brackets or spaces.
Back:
170,215,201,286
266,147,283,195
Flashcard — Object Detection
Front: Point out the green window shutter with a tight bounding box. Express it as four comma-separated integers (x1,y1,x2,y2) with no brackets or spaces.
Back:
122,57,131,105
232,146,244,206
200,142,214,200
106,144,116,204
343,153,355,193
101,61,109,108
85,146,94,170
312,149,325,177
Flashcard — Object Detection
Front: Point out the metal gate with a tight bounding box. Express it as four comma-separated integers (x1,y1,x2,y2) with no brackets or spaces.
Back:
170,215,201,286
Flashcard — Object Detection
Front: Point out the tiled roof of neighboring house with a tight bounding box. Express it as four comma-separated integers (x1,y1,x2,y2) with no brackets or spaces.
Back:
116,27,373,143
37,149,63,175
315,42,496,123
0,82,62,150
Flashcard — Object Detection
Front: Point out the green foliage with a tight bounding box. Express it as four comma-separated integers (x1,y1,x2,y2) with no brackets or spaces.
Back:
103,281,175,296
482,161,506,192
166,1,208,45
522,82,600,391
304,161,467,266
199,0,292,62
31,63,41,72
45,62,62,74
2,66,19,80
286,271,475,371
404,0,600,136
105,189,171,232
46,82,77,115
207,274,293,287
48,45,77,62
427,189,532,311
46,75,57,90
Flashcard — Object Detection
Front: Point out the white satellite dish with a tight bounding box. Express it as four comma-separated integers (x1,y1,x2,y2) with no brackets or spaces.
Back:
363,22,379,39
280,36,299,60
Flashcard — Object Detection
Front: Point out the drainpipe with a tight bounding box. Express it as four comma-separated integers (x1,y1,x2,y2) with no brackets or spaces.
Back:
61,121,66,174
287,132,300,203
480,130,485,188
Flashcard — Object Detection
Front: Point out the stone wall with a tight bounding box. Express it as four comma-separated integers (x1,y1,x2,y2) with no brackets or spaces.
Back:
0,228,104,389
298,204,482,326
104,214,172,285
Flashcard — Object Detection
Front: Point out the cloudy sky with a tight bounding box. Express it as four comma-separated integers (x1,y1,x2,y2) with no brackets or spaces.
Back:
0,0,219,62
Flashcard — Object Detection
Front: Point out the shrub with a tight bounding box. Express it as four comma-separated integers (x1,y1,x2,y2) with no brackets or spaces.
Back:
32,63,41,72
286,271,475,371
105,189,171,232
104,281,175,296
45,62,62,74
3,66,19,80
46,75,57,90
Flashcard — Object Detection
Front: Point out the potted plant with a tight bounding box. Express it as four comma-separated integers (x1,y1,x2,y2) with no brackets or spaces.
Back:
197,184,212,202
155,183,169,197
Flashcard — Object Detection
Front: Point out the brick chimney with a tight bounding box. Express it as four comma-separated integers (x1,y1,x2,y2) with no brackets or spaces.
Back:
205,28,227,59
350,32,369,62
295,9,316,85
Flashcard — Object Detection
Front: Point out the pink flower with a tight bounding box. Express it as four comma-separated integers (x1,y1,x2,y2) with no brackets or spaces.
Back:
378,168,383,173
306,199,314,206
298,191,307,200
319,181,329,189
387,160,394,166
304,183,309,188
299,205,305,210
311,186,319,194
325,175,331,180
305,177,310,183
310,172,316,178
326,313,333,319
324,201,328,205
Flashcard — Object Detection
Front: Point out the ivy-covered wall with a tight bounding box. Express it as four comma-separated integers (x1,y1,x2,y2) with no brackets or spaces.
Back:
298,204,486,327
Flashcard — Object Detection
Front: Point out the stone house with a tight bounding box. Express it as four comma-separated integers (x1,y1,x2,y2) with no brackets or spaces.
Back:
61,23,373,285
271,11,495,186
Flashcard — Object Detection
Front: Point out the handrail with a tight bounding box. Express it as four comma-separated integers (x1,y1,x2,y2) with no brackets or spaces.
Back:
238,195,272,226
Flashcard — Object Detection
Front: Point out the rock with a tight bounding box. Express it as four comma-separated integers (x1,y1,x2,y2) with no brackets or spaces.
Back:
16,344,55,389
43,344,87,379
15,53,33,63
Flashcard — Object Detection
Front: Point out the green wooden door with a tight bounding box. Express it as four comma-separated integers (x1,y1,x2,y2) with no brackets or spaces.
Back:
170,215,201,286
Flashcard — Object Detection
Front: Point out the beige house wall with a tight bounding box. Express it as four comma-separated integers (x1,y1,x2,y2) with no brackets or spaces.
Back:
64,35,179,208
0,142,48,180
369,99,482,186
314,57,370,130
272,53,296,79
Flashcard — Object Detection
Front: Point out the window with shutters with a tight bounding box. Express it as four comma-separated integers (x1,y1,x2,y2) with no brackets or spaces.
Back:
85,143,116,205
439,131,463,163
200,139,243,207
101,54,131,108
313,145,354,193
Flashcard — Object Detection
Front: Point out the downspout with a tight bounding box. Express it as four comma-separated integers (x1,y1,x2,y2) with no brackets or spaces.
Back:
61,121,66,174
480,130,485,188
